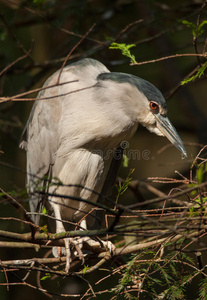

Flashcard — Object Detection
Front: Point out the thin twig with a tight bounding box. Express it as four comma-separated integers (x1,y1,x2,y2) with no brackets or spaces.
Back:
57,23,96,84
131,53,207,66
0,52,31,78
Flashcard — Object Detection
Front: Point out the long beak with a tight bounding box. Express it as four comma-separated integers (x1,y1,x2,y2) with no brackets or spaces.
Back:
155,114,187,157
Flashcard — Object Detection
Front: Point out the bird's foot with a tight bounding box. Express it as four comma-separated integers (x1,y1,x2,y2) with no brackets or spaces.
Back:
83,237,116,254
52,237,115,272
52,237,85,273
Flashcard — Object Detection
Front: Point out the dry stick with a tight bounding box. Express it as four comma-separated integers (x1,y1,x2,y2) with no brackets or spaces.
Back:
0,187,205,245
0,241,45,249
57,25,103,46
131,53,207,66
36,250,54,299
118,177,190,206
113,19,144,42
0,216,39,228
2,267,9,292
0,80,78,103
127,181,207,209
56,23,96,85
0,84,94,104
0,52,30,78
0,230,203,275
146,177,191,184
190,145,207,182
0,188,37,236
0,281,80,298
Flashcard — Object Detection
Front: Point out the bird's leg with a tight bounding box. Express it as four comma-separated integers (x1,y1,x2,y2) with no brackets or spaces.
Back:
52,205,72,272
52,205,87,271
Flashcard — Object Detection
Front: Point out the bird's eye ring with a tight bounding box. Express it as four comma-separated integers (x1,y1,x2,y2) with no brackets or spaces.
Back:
150,101,159,111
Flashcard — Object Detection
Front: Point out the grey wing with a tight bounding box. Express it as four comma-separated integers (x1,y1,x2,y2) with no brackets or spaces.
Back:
20,58,110,225
20,78,61,225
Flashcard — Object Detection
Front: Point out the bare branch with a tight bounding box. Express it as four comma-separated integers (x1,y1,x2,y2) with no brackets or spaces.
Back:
131,53,207,66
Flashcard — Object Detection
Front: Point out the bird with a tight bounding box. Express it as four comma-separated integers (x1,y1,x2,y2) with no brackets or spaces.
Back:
20,58,187,272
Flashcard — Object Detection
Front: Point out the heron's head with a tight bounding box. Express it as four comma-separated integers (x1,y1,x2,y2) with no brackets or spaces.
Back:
97,72,187,157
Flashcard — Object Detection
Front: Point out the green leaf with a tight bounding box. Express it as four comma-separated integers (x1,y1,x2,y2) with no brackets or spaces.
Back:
0,28,6,41
182,19,207,37
197,20,207,37
182,20,197,37
40,273,52,280
82,265,90,275
181,61,207,85
109,42,137,64
197,164,204,184
123,154,129,168
40,224,48,234
115,169,134,208
33,0,45,5
198,277,207,300
42,206,47,214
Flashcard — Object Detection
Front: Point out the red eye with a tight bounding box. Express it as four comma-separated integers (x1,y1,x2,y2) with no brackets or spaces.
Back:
150,101,159,111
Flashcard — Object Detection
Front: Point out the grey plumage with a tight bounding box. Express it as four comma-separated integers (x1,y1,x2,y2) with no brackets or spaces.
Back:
20,58,186,271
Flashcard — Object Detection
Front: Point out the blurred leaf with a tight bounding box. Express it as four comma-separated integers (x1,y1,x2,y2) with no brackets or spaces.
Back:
197,20,207,37
42,206,47,214
40,273,52,280
182,20,197,37
40,224,48,233
181,61,207,85
123,154,129,168
82,265,90,275
109,42,137,64
197,277,207,300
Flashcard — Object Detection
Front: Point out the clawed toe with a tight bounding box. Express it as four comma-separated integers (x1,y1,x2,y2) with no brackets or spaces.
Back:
83,237,116,254
52,236,115,272
52,237,85,272
103,240,116,253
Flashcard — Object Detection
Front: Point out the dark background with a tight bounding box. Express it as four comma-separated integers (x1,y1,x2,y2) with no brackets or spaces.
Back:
0,0,207,299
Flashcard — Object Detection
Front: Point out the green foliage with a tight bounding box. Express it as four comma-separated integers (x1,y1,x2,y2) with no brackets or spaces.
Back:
188,162,207,216
123,153,129,168
113,248,206,299
0,27,6,41
181,19,207,85
181,61,207,85
115,254,138,295
182,20,207,38
40,273,52,281
33,0,46,6
197,278,207,300
115,169,134,208
197,162,207,184
0,189,27,199
189,196,207,217
109,42,137,64
160,284,185,300
39,224,48,234
82,265,90,275
42,206,48,214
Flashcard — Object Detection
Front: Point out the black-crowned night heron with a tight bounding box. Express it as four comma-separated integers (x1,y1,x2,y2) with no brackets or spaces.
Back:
20,58,186,272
